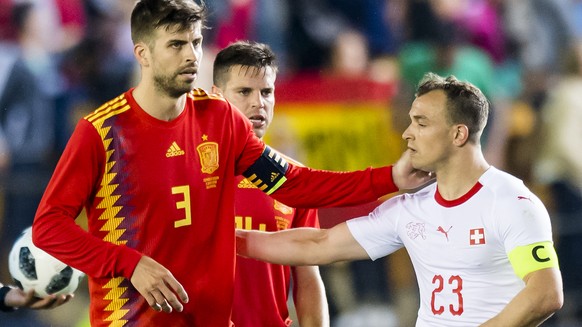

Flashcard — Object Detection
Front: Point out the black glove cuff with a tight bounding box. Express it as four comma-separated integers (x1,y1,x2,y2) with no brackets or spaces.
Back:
0,286,17,312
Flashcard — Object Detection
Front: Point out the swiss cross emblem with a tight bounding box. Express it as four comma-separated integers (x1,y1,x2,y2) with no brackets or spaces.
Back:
469,228,486,245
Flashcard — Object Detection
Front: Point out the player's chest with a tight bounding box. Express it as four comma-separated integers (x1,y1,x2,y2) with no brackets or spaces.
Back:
102,122,235,187
399,204,503,269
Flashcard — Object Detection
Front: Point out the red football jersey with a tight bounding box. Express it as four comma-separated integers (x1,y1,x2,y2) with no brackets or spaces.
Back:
33,89,397,326
232,160,319,327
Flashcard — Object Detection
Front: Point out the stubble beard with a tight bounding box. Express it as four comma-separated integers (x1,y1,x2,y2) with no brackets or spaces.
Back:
154,72,195,98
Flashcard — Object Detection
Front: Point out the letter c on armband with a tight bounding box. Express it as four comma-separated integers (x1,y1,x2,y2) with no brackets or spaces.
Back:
532,245,550,263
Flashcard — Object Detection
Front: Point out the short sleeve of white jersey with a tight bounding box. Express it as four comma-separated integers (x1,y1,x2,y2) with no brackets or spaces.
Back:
346,196,405,261
489,174,554,254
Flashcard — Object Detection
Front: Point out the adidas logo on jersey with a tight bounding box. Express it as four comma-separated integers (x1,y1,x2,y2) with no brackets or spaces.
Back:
237,178,257,189
166,142,185,157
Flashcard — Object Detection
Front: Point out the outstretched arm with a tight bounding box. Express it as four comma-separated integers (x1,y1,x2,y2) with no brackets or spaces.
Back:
1,284,73,311
236,222,369,266
243,147,433,209
480,268,563,327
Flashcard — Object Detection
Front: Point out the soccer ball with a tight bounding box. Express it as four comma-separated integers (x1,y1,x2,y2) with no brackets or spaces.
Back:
8,226,85,297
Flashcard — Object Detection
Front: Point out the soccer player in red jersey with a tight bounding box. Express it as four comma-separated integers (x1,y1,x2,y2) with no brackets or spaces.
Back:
31,1,431,326
212,41,329,326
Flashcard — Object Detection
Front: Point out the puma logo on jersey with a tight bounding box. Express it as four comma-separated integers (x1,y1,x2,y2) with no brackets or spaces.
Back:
166,142,185,157
517,196,532,202
437,225,452,241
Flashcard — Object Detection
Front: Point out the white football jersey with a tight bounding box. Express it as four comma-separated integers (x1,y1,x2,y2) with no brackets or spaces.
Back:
347,167,554,326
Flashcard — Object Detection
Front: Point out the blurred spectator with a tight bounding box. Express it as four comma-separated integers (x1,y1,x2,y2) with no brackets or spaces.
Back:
533,41,582,325
58,0,136,152
503,0,573,109
428,0,506,63
325,29,370,78
0,0,17,41
0,1,61,324
285,0,395,75
397,1,512,169
212,0,256,49
0,0,60,265
53,0,87,52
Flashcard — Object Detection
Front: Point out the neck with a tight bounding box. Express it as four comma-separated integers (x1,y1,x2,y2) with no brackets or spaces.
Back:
132,83,186,121
434,148,490,201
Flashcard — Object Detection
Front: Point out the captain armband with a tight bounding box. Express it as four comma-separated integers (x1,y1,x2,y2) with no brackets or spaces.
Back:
508,241,559,279
242,146,289,195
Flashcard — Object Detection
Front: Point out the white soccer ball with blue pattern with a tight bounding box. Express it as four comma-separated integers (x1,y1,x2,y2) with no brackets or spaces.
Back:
8,227,85,297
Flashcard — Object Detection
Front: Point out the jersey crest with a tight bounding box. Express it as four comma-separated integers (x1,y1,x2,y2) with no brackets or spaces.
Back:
197,141,219,174
469,228,486,245
406,222,427,240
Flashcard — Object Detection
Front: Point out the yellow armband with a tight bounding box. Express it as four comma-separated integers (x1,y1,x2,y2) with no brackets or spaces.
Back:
508,241,559,279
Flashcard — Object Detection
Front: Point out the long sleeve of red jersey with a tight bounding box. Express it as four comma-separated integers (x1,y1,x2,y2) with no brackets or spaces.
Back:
241,146,398,209
32,120,142,279
274,164,397,208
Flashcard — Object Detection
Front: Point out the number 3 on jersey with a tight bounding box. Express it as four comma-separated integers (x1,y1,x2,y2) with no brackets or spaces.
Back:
431,274,464,316
172,185,191,228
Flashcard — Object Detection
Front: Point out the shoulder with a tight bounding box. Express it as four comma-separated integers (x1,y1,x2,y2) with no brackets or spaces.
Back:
186,88,246,119
187,88,228,109
398,182,436,206
369,183,436,221
480,167,535,201
82,92,132,128
482,167,550,222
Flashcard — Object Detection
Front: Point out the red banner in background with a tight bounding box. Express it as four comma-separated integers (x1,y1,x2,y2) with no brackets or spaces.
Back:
275,74,398,103
265,75,404,227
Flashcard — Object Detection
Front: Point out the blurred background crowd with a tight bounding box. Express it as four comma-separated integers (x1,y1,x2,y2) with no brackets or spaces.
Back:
0,0,581,326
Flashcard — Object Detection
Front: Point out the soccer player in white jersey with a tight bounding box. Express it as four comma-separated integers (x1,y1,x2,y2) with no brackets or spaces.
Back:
236,72,563,326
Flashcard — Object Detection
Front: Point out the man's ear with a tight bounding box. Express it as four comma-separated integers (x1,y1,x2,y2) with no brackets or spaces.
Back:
453,124,469,146
211,85,223,95
134,43,149,67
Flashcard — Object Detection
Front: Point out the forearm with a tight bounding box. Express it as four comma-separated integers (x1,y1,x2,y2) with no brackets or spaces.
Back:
33,211,142,279
293,266,330,327
236,228,332,266
481,293,554,327
236,223,368,266
480,268,563,327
